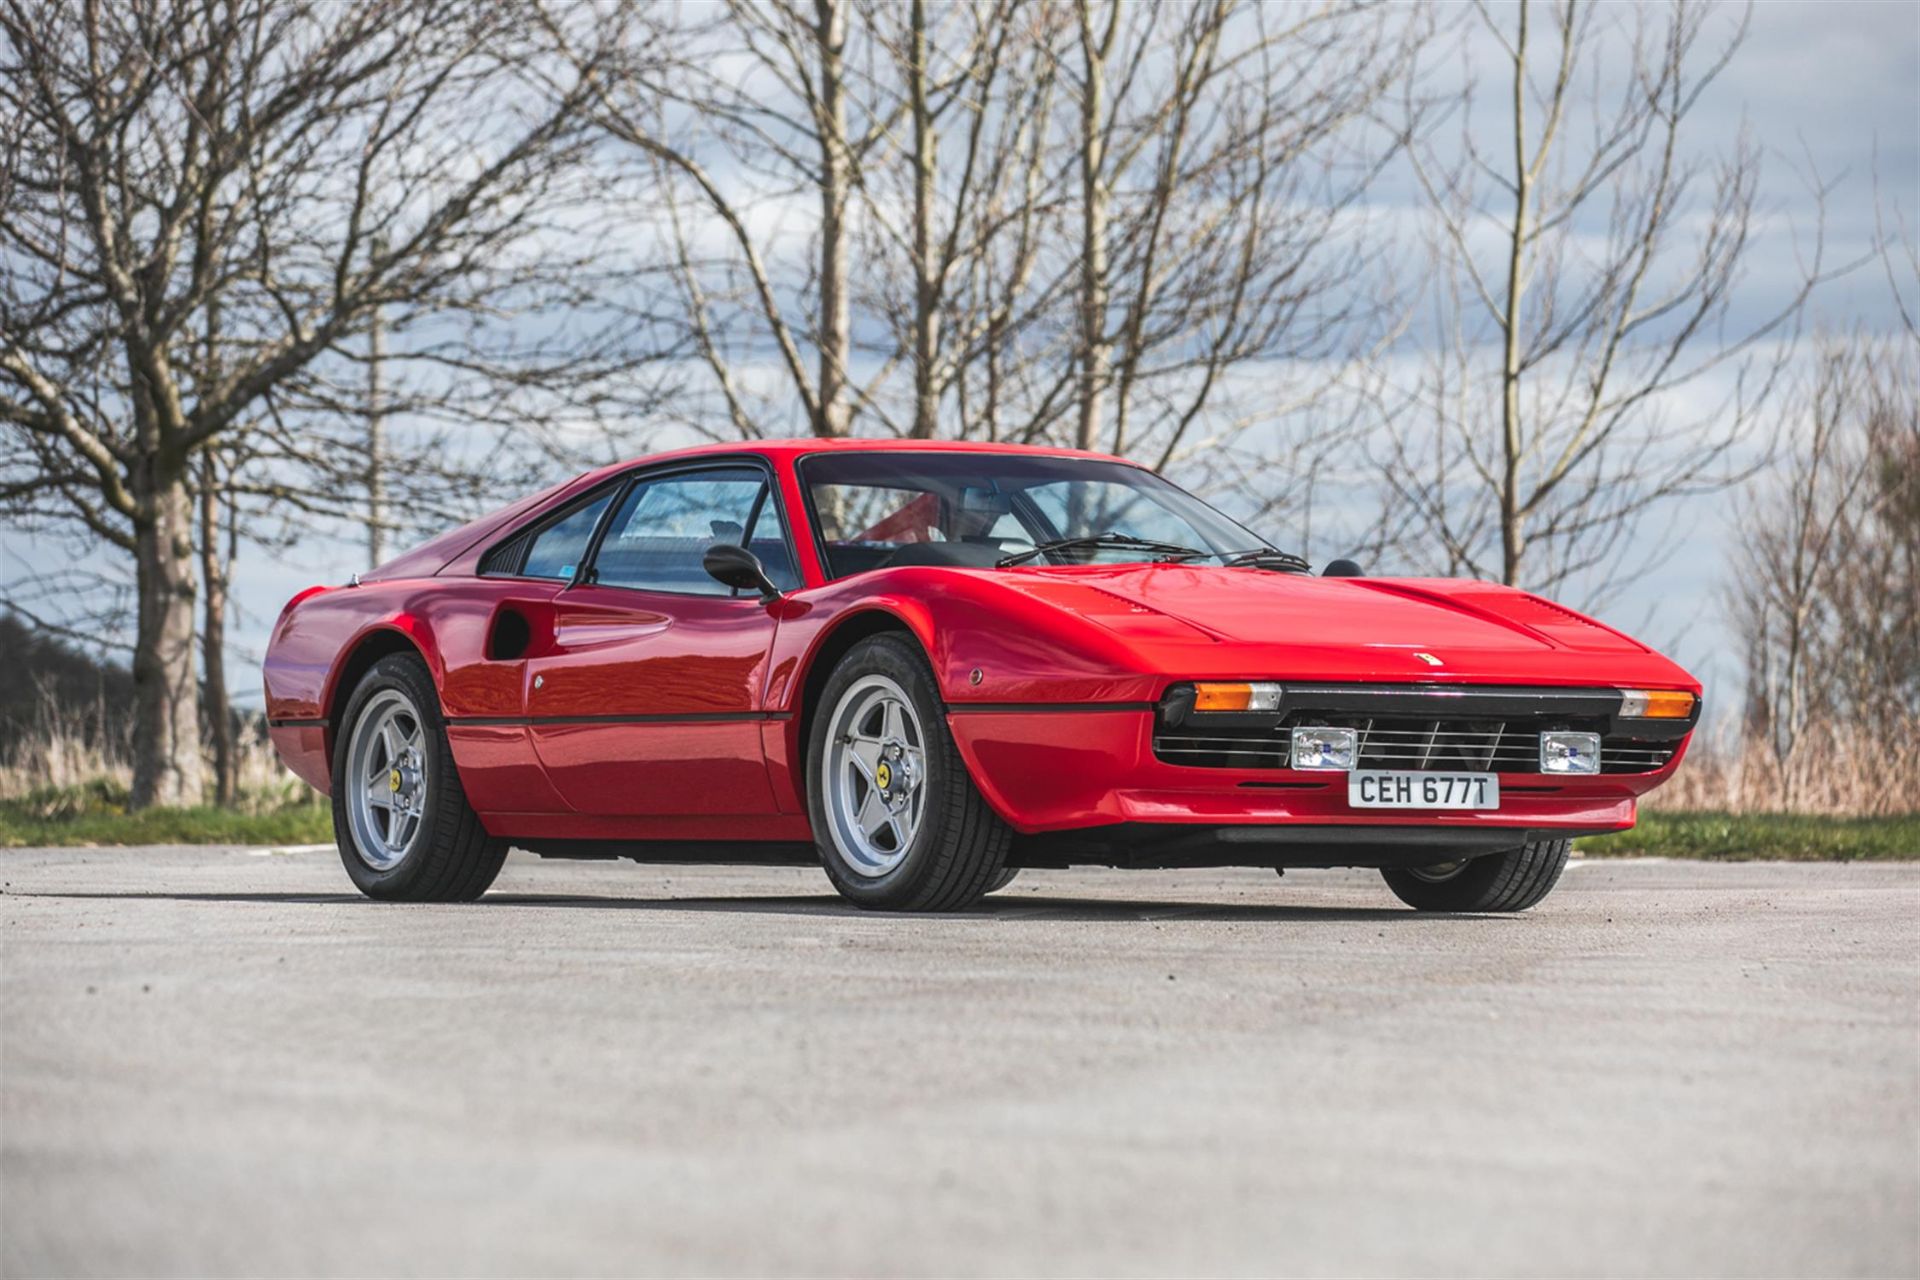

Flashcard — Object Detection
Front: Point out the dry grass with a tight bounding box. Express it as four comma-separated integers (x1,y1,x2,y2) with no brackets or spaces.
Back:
0,713,327,847
1651,714,1920,818
0,711,312,811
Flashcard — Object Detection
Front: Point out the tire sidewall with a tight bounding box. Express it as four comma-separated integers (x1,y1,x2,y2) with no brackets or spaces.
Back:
1381,854,1506,911
806,636,957,907
1381,838,1570,912
331,654,450,898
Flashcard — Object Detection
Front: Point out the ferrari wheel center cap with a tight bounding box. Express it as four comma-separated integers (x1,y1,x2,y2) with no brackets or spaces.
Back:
390,759,422,804
874,741,918,802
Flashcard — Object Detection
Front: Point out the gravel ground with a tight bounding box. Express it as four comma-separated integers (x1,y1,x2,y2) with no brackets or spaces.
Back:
2,846,1915,1279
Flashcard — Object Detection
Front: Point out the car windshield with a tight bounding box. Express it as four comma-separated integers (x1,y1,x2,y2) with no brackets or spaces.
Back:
801,450,1277,580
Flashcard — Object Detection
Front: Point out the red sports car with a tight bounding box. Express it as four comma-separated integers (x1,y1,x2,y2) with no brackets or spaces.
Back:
264,440,1700,912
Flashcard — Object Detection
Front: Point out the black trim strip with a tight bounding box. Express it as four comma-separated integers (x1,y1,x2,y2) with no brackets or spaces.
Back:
268,717,327,729
1160,682,1700,736
946,702,1156,714
449,711,793,727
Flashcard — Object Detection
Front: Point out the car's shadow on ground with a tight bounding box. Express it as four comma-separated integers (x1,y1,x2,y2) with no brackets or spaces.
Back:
488,892,1451,923
15,888,1454,923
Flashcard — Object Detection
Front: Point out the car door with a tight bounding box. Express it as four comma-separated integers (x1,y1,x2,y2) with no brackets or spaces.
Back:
524,463,799,817
440,484,623,815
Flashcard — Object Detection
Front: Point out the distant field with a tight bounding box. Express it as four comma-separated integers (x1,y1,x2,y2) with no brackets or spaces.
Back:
1575,811,1920,861
3,783,1913,860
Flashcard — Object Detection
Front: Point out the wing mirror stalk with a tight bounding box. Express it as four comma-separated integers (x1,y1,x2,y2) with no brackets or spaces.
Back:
703,543,783,603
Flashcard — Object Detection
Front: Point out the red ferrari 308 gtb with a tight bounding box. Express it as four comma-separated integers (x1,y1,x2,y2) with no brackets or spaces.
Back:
265,440,1700,913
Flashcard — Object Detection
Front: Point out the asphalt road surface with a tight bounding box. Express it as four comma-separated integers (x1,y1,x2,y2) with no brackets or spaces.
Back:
3,845,1915,1279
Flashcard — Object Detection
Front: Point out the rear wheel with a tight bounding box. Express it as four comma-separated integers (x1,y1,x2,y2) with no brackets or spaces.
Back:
1380,838,1570,912
332,653,508,902
807,635,1011,911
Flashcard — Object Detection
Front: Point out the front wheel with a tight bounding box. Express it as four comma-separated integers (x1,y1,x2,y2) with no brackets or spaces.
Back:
1380,838,1570,912
331,653,508,901
806,635,1011,911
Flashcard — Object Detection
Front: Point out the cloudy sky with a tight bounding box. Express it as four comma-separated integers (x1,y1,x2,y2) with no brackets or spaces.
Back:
1577,0,1917,706
3,0,1915,722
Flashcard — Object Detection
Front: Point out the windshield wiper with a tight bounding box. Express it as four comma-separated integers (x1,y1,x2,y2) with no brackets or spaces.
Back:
997,531,1210,567
1160,545,1312,573
1219,547,1311,573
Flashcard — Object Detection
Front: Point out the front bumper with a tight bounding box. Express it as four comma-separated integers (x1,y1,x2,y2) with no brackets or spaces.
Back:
946,706,1687,838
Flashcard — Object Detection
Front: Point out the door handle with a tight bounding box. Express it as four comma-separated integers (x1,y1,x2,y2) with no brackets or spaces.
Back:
552,615,672,650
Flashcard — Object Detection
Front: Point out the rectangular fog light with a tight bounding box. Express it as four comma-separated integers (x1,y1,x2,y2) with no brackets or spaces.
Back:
1540,731,1602,775
1291,726,1357,771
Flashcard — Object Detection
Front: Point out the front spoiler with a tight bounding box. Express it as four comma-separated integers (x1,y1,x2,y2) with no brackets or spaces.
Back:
1010,822,1613,870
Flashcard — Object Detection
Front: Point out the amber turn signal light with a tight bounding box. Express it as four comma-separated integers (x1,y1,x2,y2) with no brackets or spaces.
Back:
1192,681,1283,712
1193,682,1251,711
1619,688,1695,719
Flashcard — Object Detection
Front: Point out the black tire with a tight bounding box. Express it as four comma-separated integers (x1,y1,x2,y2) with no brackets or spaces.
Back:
1380,838,1570,912
330,653,508,902
985,867,1021,894
806,634,1012,911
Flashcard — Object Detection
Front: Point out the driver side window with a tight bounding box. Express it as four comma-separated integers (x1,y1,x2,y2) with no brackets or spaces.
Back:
588,468,797,595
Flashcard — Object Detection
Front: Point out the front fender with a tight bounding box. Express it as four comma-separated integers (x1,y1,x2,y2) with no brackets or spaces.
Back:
767,569,1169,711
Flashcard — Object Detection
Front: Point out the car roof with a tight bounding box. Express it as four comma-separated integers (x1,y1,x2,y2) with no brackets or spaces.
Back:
371,440,1142,583
568,437,1138,488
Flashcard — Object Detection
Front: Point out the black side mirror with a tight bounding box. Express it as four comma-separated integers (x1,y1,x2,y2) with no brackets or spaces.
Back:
704,543,782,602
1322,558,1364,578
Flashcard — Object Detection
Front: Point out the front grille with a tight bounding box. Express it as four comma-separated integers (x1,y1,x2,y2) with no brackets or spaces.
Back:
1153,685,1684,776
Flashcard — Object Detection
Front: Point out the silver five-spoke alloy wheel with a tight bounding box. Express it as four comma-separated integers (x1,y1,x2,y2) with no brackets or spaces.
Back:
822,674,928,877
345,688,430,871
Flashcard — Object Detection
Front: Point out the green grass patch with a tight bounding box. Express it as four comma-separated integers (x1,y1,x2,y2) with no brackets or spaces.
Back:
1576,810,1920,861
0,779,330,848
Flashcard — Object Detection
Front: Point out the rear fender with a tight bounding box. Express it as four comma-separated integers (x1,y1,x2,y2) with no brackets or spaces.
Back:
264,584,453,794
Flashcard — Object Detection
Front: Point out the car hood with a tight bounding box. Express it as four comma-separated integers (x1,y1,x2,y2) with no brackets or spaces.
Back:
988,563,1693,688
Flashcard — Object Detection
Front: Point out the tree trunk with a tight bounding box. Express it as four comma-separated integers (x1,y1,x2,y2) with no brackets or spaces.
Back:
368,279,387,566
1498,1,1532,588
814,0,851,438
132,471,205,809
1075,1,1111,453
199,304,235,807
908,0,939,439
199,454,235,807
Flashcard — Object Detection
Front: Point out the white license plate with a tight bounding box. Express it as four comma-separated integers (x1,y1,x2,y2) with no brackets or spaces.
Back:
1347,771,1499,810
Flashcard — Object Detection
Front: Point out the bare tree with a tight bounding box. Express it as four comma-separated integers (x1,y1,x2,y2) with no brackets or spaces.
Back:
553,0,1416,490
0,0,605,806
1374,0,1830,602
1731,342,1874,773
540,0,883,440
1044,0,1420,479
850,0,1065,439
1729,335,1918,804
